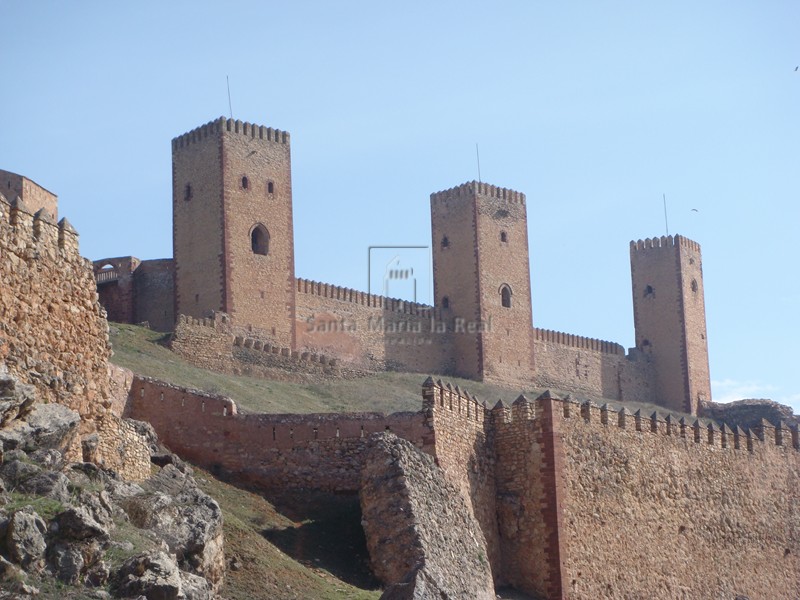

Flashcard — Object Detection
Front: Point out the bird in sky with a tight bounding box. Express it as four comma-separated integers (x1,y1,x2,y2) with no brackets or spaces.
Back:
691,208,699,212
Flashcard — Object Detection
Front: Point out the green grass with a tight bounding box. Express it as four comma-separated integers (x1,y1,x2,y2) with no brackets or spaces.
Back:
5,493,64,520
108,323,544,415
194,467,381,600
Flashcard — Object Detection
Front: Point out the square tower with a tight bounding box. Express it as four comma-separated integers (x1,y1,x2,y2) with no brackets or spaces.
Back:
430,181,535,383
630,235,711,415
172,118,296,347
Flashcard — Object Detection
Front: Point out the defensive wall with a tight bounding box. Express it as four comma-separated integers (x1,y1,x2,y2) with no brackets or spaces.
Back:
0,184,151,480
125,374,800,599
94,256,175,332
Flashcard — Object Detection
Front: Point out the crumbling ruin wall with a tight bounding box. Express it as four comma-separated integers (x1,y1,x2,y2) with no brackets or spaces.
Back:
0,192,150,480
421,379,501,580
360,433,495,599
125,376,433,491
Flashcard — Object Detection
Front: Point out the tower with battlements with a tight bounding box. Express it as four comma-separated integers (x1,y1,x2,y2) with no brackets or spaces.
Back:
630,235,711,414
172,117,296,348
430,182,535,383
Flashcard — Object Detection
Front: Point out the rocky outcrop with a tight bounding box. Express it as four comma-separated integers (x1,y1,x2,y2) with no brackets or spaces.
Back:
0,368,224,598
360,432,495,600
701,398,799,430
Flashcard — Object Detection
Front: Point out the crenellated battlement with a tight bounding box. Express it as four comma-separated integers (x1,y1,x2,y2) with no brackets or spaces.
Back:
534,327,625,355
0,194,80,259
296,277,441,318
172,117,290,150
430,181,526,204
630,234,701,253
422,377,489,426
232,333,339,368
554,394,798,453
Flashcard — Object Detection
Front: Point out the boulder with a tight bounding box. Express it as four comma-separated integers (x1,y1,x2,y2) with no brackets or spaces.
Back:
360,433,495,600
51,542,85,584
54,505,110,541
17,470,71,503
0,402,80,453
111,551,182,600
6,507,47,568
178,571,213,600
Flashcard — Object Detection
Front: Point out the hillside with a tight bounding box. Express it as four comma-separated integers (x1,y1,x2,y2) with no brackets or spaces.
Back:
108,322,696,421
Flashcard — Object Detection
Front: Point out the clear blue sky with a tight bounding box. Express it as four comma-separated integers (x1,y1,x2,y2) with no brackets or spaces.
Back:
2,1,798,411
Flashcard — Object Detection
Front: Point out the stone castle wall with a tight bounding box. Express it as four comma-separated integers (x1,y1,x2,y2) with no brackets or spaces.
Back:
0,192,151,480
295,277,453,373
533,328,656,403
125,375,433,491
124,373,799,598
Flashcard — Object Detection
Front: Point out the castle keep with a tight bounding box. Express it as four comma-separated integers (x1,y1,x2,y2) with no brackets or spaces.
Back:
95,116,711,415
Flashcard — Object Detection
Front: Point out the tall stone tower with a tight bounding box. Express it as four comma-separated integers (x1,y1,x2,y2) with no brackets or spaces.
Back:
430,181,535,383
172,117,296,347
630,234,711,415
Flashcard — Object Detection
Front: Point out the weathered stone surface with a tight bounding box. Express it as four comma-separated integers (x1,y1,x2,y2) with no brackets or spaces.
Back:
125,465,225,590
360,433,495,600
701,398,799,429
178,570,213,600
17,470,71,503
0,402,80,452
0,374,35,427
111,551,182,600
54,505,111,540
6,507,47,568
51,542,85,584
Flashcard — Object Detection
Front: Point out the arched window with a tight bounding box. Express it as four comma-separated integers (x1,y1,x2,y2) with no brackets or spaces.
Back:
500,285,512,308
691,279,698,293
251,224,269,255
242,176,249,190
442,296,450,309
441,236,449,249
267,181,274,194
500,231,508,242
644,285,655,298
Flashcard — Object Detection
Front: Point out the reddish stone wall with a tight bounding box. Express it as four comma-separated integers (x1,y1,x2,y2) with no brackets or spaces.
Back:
94,256,140,324
0,193,151,481
557,400,799,599
0,170,58,220
630,235,711,414
533,328,656,403
295,279,453,373
173,120,226,320
133,258,174,331
421,380,501,578
125,376,433,491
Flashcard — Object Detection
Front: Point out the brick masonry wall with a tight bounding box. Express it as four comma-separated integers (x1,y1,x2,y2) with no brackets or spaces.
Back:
126,375,433,491
221,120,296,348
94,256,140,325
556,399,799,599
173,120,226,321
630,235,711,414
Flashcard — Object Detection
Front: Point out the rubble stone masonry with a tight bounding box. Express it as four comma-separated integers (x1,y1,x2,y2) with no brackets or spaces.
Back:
0,188,151,480
127,373,799,598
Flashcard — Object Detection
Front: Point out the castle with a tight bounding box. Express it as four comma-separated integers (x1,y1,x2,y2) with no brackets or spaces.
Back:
95,117,711,415
1,122,797,598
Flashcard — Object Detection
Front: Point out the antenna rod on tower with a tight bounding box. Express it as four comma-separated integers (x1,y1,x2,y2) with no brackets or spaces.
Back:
476,143,482,183
226,76,234,119
663,193,670,236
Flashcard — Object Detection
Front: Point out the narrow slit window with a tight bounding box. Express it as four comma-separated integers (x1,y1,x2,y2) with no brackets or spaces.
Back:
500,231,508,242
242,176,249,189
500,285,512,308
267,181,274,194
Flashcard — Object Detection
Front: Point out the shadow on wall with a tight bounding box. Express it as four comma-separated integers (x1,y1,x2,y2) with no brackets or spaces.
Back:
261,490,381,591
